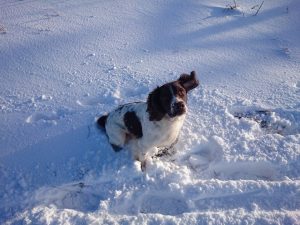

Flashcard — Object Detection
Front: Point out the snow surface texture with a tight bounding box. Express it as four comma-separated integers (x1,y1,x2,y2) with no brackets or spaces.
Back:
0,0,300,224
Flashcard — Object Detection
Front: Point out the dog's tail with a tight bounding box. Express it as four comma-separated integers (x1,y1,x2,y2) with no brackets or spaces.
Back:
97,115,108,129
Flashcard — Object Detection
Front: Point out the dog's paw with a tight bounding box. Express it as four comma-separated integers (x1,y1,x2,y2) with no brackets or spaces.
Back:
111,144,123,152
141,160,147,172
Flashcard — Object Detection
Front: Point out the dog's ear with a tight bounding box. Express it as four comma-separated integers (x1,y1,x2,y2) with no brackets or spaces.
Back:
178,71,199,92
147,86,165,121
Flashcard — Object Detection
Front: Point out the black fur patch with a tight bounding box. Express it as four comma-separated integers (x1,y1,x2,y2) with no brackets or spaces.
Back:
97,115,108,129
124,111,143,138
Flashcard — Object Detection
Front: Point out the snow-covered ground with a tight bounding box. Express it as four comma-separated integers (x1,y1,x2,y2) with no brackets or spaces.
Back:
1,0,299,224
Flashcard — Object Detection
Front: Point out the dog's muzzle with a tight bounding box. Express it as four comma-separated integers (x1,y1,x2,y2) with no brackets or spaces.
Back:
169,101,186,117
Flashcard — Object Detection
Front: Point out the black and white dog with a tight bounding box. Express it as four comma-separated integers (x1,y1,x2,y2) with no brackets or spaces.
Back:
97,71,199,170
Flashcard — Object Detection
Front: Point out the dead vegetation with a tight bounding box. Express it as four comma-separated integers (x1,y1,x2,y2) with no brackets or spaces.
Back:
225,0,265,16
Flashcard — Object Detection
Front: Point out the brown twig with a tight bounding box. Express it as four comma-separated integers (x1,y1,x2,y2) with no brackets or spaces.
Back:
229,0,237,10
254,1,264,16
233,0,237,8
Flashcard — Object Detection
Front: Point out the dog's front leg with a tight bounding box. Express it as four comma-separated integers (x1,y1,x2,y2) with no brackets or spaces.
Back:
134,152,147,171
141,160,147,172
136,147,157,172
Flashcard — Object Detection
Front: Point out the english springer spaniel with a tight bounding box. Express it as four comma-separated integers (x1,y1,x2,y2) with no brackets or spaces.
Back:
97,71,199,170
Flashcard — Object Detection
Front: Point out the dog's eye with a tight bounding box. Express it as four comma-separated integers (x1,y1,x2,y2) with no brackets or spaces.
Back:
160,95,169,103
178,89,185,97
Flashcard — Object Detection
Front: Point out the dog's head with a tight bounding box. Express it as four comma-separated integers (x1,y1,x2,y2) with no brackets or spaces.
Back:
147,71,199,121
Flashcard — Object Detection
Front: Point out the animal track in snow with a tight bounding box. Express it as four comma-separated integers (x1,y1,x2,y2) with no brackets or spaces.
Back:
230,106,300,136
76,97,103,107
186,136,278,180
77,85,148,107
33,182,103,212
76,93,118,107
25,108,72,124
209,161,278,180
187,136,224,172
189,153,278,180
192,184,297,212
140,194,188,215
26,112,59,124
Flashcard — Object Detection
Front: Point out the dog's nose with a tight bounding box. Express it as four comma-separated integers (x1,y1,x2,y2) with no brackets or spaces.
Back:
174,101,185,111
175,101,185,109
169,101,186,117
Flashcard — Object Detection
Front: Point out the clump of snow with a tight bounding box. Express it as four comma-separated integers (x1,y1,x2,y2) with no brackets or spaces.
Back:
1,0,300,224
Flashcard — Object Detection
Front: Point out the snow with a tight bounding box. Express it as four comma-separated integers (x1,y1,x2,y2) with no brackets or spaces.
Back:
0,0,299,224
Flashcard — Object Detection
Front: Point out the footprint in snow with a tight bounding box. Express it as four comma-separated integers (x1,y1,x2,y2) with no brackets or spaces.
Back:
187,136,224,173
76,91,120,107
26,112,60,124
25,108,72,124
77,86,148,107
76,97,103,107
277,47,291,58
